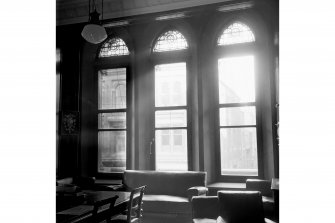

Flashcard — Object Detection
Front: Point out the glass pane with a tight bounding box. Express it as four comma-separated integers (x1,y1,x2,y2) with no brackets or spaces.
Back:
98,68,126,109
218,55,255,103
155,110,187,128
153,30,188,52
98,131,126,173
220,106,256,126
218,22,255,46
155,63,186,107
220,128,258,176
98,112,126,129
155,129,187,171
99,38,129,57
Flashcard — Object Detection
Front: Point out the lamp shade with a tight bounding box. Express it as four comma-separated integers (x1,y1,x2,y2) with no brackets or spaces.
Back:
81,24,107,44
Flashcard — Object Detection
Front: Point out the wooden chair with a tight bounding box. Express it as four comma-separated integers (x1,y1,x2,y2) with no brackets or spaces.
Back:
110,186,146,223
91,195,119,223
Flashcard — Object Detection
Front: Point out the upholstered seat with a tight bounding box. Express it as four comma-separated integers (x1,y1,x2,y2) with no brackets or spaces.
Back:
193,218,217,223
122,170,208,223
191,191,277,223
143,195,191,214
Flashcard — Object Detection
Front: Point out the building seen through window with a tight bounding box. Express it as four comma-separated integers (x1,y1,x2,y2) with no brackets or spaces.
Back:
155,62,188,171
98,68,127,173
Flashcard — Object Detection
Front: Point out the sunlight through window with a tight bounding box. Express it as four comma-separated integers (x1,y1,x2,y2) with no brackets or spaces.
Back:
218,55,255,103
153,30,188,52
218,55,258,176
154,63,188,171
99,37,130,57
218,22,255,45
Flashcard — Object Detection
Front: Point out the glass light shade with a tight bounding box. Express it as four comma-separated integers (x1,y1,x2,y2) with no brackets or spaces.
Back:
81,24,107,44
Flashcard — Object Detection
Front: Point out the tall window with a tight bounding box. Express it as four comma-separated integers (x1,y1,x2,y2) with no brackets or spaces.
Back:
153,30,189,171
97,37,129,173
217,22,258,176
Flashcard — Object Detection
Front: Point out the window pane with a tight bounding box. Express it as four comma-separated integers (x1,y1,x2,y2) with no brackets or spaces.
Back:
220,128,258,176
98,68,126,109
98,112,126,129
220,106,256,126
98,131,126,173
99,38,129,57
218,22,255,46
153,30,188,52
218,56,255,103
155,129,187,171
155,110,187,128
155,63,186,107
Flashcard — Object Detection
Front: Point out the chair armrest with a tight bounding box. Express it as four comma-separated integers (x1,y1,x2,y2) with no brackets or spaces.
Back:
216,216,228,223
187,186,208,201
191,196,219,219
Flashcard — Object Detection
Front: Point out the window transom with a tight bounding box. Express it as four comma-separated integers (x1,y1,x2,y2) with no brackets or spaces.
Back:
99,37,130,57
218,22,255,46
153,30,188,52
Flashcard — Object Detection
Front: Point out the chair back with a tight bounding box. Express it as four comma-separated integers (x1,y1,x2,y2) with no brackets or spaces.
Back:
126,186,146,223
218,190,265,223
191,196,219,219
92,195,119,223
246,179,272,197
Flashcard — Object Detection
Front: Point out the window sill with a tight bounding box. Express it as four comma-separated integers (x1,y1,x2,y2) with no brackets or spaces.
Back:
207,182,246,196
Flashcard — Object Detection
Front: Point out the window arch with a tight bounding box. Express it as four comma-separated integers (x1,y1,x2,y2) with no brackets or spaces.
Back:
99,37,130,57
153,30,188,52
217,22,255,46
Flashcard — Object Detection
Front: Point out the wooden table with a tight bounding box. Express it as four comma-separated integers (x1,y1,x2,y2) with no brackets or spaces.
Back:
56,190,130,223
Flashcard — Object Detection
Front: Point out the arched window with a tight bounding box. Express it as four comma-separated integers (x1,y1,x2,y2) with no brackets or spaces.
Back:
218,22,255,46
99,37,129,57
152,29,190,171
216,21,259,178
153,30,188,52
97,37,130,174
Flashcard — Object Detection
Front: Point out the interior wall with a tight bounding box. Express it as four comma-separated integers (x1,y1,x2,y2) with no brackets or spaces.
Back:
56,24,83,178
56,0,279,181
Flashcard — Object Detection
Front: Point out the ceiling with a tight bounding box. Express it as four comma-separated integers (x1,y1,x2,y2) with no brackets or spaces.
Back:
56,0,234,26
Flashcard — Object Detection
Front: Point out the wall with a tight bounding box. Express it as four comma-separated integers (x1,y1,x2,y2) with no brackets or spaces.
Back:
56,24,83,177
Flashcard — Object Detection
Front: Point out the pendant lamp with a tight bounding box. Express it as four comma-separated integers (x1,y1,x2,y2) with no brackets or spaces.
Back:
81,0,107,44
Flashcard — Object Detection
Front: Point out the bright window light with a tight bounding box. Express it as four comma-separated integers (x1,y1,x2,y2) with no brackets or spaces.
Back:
218,22,255,46
218,55,255,103
153,30,188,52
